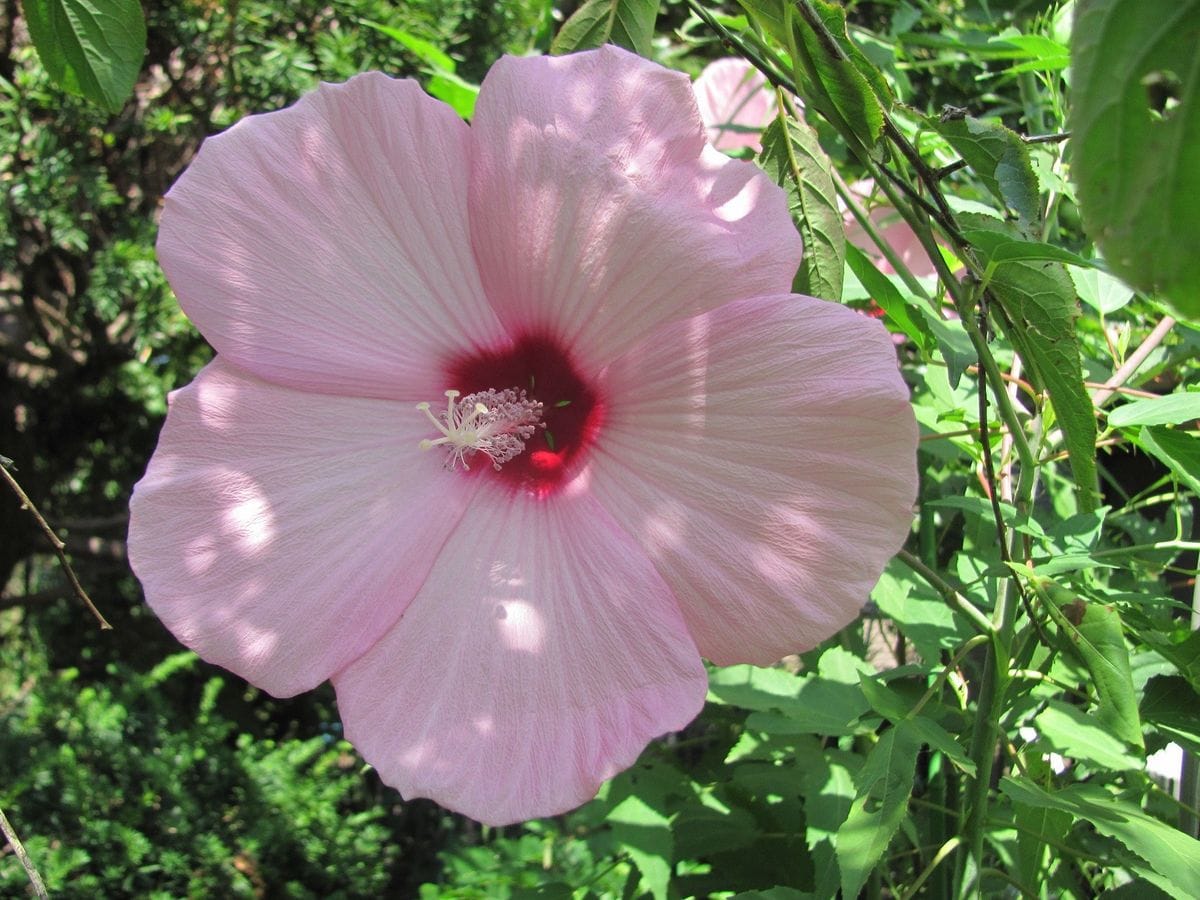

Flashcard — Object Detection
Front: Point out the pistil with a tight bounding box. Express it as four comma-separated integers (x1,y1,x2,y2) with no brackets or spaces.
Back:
417,388,543,471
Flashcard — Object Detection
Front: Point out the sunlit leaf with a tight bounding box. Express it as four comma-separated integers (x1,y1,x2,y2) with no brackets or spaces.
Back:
964,214,1099,511
1035,699,1143,770
759,116,845,301
608,794,673,900
1000,777,1200,897
1109,392,1200,428
550,0,657,56
836,722,920,899
1035,580,1144,748
933,116,1041,228
23,0,146,113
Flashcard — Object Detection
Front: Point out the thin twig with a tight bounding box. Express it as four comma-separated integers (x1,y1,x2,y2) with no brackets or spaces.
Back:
0,458,112,629
1022,130,1070,145
1092,316,1176,407
0,804,49,900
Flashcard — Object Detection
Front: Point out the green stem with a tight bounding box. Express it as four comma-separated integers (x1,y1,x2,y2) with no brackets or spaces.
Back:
831,170,930,299
897,550,994,635
956,308,1037,500
901,836,962,900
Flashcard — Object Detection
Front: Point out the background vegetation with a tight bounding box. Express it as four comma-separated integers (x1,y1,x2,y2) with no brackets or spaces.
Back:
2,0,1198,896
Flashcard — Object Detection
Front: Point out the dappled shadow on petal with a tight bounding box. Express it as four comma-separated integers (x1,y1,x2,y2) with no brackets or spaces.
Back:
332,483,707,826
129,357,480,697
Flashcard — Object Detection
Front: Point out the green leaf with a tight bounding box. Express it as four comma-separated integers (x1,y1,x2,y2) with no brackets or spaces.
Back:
1136,426,1200,495
836,722,920,899
1000,777,1200,897
932,116,1041,228
1035,699,1143,770
758,116,845,301
426,72,479,120
708,665,871,736
1141,630,1200,693
1071,0,1200,319
359,21,456,71
800,749,859,898
858,673,976,777
965,214,1099,511
1012,799,1072,892
23,0,146,114
844,244,933,349
1069,264,1135,314
608,794,673,900
858,673,911,721
1140,675,1200,754
742,0,885,149
1109,392,1200,428
960,229,1097,269
917,308,974,388
550,0,658,56
1036,581,1144,748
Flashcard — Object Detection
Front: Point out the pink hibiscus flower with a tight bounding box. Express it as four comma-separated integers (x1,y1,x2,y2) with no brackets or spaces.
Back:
129,46,918,826
692,57,778,152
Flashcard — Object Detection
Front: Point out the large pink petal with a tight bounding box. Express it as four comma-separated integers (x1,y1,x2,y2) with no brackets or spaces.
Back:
128,358,481,696
590,295,918,665
693,58,777,152
467,46,801,370
158,73,503,398
332,484,706,825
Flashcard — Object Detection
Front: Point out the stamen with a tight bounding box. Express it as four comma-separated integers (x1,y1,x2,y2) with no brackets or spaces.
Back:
416,388,543,471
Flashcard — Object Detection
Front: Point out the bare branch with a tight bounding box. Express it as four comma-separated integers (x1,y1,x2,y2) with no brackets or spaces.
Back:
0,458,112,629
0,804,48,900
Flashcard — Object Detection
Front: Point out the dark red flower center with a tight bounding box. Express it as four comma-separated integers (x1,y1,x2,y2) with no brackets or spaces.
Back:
445,333,603,495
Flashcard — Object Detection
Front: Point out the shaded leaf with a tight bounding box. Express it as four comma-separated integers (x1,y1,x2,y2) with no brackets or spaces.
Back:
550,0,657,56
1071,0,1200,318
802,753,856,899
739,0,885,149
1140,675,1200,754
23,0,146,113
1011,799,1072,889
1000,777,1200,897
1036,581,1144,748
1140,631,1200,694
1135,426,1200,495
759,116,845,301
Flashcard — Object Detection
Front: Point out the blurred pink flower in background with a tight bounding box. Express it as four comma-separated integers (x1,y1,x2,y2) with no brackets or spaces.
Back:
129,46,918,825
842,179,940,280
692,57,777,152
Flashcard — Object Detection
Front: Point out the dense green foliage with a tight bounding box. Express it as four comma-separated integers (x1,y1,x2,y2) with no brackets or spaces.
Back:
3,0,1199,896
